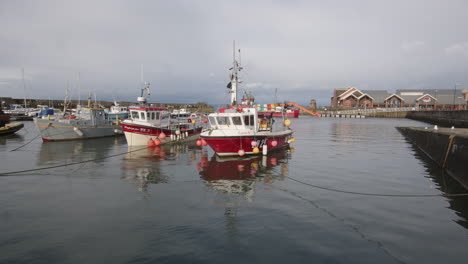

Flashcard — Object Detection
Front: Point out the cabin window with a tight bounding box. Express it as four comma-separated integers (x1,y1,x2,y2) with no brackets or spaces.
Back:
151,112,155,120
232,116,242,125
131,111,139,119
244,115,254,126
209,116,217,126
217,116,230,125
139,112,146,120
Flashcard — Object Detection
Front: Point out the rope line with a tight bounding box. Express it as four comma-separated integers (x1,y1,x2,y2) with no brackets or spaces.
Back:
0,145,149,176
9,133,41,151
270,168,468,198
442,135,456,168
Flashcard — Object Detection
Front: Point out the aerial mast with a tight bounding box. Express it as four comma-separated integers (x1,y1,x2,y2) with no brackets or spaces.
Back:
22,68,27,108
228,41,242,106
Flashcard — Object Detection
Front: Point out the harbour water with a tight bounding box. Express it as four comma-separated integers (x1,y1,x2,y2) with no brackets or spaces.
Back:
1,117,468,263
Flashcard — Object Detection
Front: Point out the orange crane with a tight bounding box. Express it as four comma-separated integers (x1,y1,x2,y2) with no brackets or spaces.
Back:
283,102,321,118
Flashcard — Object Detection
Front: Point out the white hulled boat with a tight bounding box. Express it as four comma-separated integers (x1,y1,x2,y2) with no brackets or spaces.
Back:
121,82,204,146
34,94,122,142
200,45,295,157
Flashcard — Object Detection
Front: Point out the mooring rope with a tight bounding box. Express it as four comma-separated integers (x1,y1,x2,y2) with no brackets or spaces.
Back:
0,145,149,176
268,167,468,198
9,133,42,152
442,135,456,169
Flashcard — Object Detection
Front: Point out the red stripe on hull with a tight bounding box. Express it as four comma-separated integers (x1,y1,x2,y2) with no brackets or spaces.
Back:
201,135,289,156
122,123,202,137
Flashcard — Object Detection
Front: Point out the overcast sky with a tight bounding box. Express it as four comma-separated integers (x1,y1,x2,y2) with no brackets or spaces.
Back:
1,0,467,106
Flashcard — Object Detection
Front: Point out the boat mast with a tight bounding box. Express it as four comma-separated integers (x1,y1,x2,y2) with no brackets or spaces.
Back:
77,72,81,107
87,92,92,108
228,41,242,106
22,68,27,109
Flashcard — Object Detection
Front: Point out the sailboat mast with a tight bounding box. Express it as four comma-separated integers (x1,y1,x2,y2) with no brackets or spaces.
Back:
22,68,27,108
77,72,81,107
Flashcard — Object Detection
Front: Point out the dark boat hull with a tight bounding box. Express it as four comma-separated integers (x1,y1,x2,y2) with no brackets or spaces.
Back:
0,122,24,136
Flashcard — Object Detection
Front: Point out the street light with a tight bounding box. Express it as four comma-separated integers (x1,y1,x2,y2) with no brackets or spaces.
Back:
453,83,459,110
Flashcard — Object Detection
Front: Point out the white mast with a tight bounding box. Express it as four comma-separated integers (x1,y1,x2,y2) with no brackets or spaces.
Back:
77,72,81,107
228,41,242,106
22,68,27,108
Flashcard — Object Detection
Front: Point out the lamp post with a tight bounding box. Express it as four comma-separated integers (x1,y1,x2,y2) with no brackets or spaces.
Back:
434,89,438,110
453,83,459,110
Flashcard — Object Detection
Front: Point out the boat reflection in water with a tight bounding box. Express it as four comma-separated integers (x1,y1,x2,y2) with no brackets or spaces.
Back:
37,136,124,167
121,143,198,192
198,147,293,200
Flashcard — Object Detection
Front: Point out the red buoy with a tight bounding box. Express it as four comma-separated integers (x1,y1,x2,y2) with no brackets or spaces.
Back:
153,138,161,146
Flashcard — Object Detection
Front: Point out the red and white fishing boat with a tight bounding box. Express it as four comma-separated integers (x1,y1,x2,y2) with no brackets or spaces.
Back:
121,82,203,146
200,45,296,157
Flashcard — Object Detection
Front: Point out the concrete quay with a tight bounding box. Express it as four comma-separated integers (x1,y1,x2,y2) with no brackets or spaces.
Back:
397,126,468,189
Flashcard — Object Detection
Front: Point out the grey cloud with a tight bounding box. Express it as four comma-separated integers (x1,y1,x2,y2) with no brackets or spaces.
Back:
1,0,467,106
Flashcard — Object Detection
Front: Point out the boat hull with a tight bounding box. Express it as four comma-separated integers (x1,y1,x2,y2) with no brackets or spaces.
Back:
107,112,129,119
35,119,120,141
0,122,24,136
201,130,293,156
122,122,203,146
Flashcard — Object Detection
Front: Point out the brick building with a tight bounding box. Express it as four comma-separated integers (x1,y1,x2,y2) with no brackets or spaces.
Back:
330,87,467,110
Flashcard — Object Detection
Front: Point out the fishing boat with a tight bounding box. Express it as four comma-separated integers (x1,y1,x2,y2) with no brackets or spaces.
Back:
105,101,129,119
121,82,204,146
200,45,301,157
0,110,24,136
34,93,122,142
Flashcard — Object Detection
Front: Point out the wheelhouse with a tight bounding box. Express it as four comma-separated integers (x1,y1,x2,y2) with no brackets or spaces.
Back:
110,105,128,113
208,108,258,131
128,106,169,125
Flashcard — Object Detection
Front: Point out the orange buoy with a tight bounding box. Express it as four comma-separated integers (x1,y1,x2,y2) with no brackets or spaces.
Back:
159,132,166,140
147,139,155,147
252,147,260,154
238,149,245,156
201,139,208,146
196,139,202,146
251,141,257,147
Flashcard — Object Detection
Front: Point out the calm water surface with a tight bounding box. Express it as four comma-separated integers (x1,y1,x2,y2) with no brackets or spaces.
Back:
1,117,468,264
